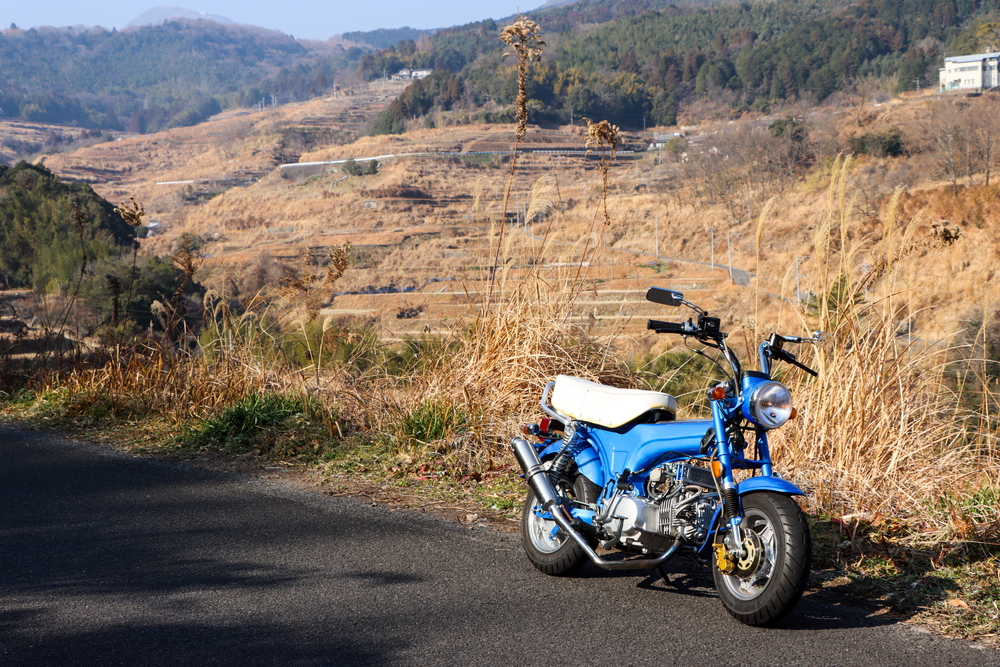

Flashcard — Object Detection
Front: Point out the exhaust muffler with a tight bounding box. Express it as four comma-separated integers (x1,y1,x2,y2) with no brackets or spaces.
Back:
511,437,560,509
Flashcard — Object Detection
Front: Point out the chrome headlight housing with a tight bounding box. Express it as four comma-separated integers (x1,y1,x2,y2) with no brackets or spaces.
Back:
749,381,793,429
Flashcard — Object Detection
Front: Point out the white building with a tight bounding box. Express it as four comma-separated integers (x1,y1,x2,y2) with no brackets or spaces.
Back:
391,68,433,81
939,52,1000,91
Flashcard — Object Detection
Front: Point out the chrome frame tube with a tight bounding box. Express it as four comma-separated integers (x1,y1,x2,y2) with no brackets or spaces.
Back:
539,382,572,423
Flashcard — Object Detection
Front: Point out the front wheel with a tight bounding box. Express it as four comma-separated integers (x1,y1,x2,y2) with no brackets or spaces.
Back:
712,492,811,627
520,472,598,576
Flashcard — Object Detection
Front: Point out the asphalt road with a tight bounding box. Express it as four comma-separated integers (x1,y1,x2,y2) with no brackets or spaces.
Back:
1,426,994,666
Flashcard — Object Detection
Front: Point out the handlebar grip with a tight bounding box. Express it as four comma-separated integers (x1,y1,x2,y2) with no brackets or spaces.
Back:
647,319,687,333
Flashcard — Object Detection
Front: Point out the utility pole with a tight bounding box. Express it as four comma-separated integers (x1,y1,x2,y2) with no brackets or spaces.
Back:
795,255,811,303
727,232,742,284
709,228,716,269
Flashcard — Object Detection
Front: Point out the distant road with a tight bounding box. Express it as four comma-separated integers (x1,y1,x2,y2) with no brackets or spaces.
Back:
519,224,752,286
278,148,635,180
1,426,993,666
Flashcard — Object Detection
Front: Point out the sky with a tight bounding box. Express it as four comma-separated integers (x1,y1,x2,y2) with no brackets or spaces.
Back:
3,1,536,41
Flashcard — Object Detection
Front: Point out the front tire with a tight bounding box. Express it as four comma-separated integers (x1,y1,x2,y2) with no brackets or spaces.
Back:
712,492,811,627
520,472,598,576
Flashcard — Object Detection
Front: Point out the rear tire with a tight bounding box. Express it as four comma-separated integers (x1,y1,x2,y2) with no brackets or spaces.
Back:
520,473,598,576
712,492,811,627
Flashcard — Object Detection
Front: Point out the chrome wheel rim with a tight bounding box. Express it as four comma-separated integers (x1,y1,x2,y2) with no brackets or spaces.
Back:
719,508,777,601
526,505,567,554
526,478,575,554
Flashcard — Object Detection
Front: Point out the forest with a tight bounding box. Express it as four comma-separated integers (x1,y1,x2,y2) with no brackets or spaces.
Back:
0,21,367,133
368,0,1000,132
0,162,193,329
4,0,1000,136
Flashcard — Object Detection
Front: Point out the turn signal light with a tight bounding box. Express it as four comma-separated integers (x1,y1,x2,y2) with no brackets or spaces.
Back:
709,386,727,401
711,460,723,478
789,408,798,420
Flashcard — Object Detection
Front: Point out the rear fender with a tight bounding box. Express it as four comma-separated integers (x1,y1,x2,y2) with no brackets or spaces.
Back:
737,476,805,497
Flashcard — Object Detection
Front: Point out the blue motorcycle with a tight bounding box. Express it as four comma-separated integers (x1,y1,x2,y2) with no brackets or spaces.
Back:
511,287,825,626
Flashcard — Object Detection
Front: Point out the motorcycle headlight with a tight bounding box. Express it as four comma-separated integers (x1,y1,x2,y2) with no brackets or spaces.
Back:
750,381,793,429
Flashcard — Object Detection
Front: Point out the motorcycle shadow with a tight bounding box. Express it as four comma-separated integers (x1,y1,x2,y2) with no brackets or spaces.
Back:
570,557,905,631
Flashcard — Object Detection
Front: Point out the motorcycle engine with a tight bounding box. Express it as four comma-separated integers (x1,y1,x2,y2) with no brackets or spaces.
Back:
602,463,718,551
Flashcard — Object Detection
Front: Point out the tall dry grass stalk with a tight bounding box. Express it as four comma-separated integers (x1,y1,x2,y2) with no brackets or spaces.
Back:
768,158,997,542
584,118,621,227
488,18,545,301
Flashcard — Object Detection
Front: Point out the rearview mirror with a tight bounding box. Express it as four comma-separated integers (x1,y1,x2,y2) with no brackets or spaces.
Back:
646,287,684,307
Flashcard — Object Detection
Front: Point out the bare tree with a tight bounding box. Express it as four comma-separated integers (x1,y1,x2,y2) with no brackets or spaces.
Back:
965,96,1000,186
843,75,881,127
928,100,967,195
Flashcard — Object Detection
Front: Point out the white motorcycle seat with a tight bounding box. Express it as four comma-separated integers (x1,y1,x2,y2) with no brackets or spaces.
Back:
550,375,677,428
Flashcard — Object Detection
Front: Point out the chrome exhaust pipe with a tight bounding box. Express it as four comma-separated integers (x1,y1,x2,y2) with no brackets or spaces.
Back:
511,437,560,508
512,436,682,571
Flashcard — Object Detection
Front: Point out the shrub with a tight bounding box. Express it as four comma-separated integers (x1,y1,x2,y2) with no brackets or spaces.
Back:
342,158,378,176
184,393,310,452
848,128,905,157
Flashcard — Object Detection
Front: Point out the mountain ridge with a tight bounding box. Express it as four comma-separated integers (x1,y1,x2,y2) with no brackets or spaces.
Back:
124,6,235,29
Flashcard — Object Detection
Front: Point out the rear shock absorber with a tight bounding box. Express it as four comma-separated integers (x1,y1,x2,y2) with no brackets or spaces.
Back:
549,421,585,479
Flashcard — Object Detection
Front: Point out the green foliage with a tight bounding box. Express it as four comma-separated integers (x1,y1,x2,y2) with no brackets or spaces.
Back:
396,400,470,446
0,21,364,130
342,158,379,176
770,117,807,142
375,0,1000,129
79,255,197,330
342,27,431,50
371,71,464,135
0,162,134,289
848,128,906,157
896,48,937,91
184,392,312,452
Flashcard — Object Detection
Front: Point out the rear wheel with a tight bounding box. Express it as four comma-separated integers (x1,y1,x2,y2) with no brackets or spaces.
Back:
520,472,599,576
712,492,811,627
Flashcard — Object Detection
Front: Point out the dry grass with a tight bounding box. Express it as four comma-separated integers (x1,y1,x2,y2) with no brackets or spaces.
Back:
10,35,1000,568
761,157,1000,545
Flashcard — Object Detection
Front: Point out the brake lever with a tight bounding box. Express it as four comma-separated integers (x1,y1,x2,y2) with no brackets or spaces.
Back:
773,346,819,377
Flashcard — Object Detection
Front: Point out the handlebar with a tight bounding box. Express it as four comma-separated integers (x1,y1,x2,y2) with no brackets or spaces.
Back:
647,319,690,334
648,314,723,337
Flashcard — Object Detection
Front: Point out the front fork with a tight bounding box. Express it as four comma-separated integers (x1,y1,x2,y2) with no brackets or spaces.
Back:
709,397,746,561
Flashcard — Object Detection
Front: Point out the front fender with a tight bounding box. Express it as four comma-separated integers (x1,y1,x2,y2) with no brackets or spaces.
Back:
737,476,805,496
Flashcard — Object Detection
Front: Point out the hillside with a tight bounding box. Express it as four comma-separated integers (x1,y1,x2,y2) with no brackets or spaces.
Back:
0,20,369,133
34,77,1000,355
6,0,999,140
368,0,1000,130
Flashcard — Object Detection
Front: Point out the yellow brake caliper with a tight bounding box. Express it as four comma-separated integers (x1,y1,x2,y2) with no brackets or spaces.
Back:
712,542,736,574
